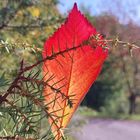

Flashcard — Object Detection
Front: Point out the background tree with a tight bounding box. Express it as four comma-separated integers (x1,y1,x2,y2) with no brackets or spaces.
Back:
1,0,140,139
0,0,67,139
0,0,63,78
82,8,140,115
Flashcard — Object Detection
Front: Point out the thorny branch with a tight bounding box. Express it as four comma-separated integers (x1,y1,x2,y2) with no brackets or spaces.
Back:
0,35,139,103
0,36,88,105
0,35,139,97
0,34,140,139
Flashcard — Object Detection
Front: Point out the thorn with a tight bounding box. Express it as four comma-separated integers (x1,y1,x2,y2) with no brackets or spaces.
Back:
55,58,63,68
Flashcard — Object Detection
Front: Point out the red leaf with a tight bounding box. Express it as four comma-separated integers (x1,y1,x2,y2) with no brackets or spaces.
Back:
42,3,108,139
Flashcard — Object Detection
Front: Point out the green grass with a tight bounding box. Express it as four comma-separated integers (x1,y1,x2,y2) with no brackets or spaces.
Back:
77,106,99,117
76,106,140,121
126,114,140,121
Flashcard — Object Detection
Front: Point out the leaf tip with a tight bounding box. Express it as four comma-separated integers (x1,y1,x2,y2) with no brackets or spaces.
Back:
73,2,78,11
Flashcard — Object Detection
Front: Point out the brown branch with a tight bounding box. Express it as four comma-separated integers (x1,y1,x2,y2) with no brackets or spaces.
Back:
6,100,33,132
0,37,87,104
0,45,66,104
20,76,70,101
0,2,23,30
1,35,139,105
19,88,63,134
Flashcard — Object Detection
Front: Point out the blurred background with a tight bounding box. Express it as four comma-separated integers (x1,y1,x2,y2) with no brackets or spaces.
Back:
0,0,140,140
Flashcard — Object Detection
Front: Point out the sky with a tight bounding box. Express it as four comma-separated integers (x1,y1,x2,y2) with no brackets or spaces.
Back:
58,0,140,25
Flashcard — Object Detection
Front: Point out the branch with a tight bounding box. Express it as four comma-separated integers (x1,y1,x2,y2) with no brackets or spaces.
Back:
1,35,139,105
0,37,86,104
0,2,22,30
3,18,64,30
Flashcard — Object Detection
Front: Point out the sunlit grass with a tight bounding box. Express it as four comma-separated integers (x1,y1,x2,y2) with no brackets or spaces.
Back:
76,106,140,121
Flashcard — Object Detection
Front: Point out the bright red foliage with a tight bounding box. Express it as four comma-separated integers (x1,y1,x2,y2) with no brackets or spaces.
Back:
42,3,108,139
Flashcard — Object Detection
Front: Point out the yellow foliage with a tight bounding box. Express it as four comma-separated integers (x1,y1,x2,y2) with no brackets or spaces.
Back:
17,10,23,16
28,7,40,17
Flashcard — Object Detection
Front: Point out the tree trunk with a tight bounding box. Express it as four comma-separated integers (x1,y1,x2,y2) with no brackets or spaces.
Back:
129,94,136,115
